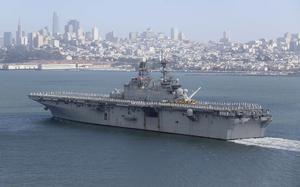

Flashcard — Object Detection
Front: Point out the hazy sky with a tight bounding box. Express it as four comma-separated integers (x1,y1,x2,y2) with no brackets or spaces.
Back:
0,0,300,42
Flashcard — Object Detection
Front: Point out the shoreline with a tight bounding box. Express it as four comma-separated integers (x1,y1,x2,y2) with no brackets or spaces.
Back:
0,68,298,76
0,60,299,76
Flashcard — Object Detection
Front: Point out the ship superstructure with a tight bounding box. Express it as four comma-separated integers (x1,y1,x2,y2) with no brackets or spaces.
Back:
29,60,272,140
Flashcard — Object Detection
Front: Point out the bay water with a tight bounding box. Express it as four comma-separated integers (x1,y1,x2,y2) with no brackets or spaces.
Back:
0,71,299,187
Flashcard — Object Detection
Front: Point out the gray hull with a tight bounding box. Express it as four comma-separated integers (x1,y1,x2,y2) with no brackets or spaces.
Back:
35,97,270,140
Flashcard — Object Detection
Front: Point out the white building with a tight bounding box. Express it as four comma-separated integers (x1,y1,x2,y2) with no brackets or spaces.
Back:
52,40,60,48
92,26,100,41
2,64,39,70
178,32,185,41
40,63,77,70
34,33,44,48
171,28,179,40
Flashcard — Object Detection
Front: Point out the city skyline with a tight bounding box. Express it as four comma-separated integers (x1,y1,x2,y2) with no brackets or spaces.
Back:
0,0,300,42
1,14,299,44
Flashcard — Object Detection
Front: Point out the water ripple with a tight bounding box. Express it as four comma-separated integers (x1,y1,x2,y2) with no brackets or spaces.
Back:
231,137,300,152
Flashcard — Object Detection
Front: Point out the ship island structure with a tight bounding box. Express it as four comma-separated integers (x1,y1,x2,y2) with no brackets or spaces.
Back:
29,60,272,140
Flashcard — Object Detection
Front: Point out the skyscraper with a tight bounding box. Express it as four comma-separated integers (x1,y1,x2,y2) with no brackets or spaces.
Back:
129,32,138,41
3,32,13,47
220,31,230,43
0,37,3,48
52,12,59,36
28,32,37,48
64,19,81,40
92,26,100,41
171,28,179,40
34,33,44,48
16,19,22,46
105,31,116,42
65,20,80,34
178,32,185,41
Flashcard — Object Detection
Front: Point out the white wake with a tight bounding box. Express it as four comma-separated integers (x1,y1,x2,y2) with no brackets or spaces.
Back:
230,137,300,152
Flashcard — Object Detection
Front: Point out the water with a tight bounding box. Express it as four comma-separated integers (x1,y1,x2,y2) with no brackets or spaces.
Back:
231,138,300,152
0,71,299,187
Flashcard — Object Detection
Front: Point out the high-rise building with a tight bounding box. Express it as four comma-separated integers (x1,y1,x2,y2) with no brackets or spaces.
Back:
157,32,165,40
52,40,60,48
92,26,100,41
64,19,82,41
284,32,292,44
129,32,138,41
0,37,3,47
39,26,50,36
141,28,155,39
52,12,59,36
22,35,28,46
28,32,37,48
77,28,85,41
3,32,13,47
16,19,23,46
292,33,300,40
34,33,44,48
105,31,116,42
220,31,230,43
65,20,80,34
223,31,229,40
178,32,185,41
290,39,299,51
171,28,179,40
85,32,92,41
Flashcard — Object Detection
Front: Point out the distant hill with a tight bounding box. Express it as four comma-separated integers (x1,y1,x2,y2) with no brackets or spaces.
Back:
0,46,63,63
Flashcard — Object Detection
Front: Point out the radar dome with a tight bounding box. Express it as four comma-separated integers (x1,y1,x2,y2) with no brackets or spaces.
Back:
176,88,184,95
187,109,193,117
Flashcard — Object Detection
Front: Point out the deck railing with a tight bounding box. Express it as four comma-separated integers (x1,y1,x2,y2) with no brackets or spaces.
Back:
29,91,266,115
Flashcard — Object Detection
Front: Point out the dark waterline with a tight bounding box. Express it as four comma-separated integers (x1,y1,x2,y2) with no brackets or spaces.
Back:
0,71,299,187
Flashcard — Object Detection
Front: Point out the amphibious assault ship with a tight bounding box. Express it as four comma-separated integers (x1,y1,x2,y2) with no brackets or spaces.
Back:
29,60,272,140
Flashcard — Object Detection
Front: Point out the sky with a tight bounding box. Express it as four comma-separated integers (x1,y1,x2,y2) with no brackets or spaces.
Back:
0,0,300,42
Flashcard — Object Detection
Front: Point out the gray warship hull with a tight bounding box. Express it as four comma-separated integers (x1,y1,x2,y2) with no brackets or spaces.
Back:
29,92,271,140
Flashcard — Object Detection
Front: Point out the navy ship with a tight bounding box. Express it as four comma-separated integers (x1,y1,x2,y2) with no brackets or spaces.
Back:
29,60,272,140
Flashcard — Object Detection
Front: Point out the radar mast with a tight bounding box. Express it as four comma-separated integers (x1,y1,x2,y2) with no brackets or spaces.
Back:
138,58,149,78
160,50,168,82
